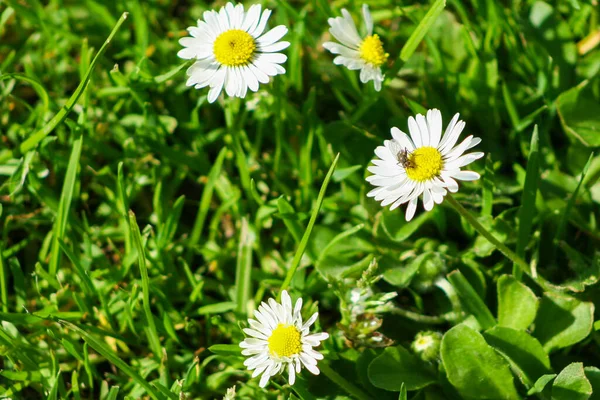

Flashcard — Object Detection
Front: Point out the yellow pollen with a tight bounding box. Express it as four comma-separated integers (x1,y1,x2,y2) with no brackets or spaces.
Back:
268,324,302,358
405,147,444,182
359,34,388,67
213,29,256,66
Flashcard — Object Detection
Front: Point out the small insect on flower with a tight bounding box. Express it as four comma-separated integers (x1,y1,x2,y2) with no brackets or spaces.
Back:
239,291,329,388
366,109,484,221
396,148,414,169
323,4,389,91
178,2,290,103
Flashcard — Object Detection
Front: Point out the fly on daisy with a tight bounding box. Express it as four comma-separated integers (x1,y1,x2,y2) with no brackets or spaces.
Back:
366,109,484,221
240,290,329,388
323,4,388,91
178,2,290,103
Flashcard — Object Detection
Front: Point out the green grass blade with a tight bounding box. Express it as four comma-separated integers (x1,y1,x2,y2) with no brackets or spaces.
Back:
49,133,83,276
277,196,303,244
187,147,227,260
0,245,7,312
447,270,496,329
514,125,540,279
398,0,446,63
17,12,129,155
59,320,162,400
128,210,163,359
279,153,340,299
235,217,255,315
554,152,594,243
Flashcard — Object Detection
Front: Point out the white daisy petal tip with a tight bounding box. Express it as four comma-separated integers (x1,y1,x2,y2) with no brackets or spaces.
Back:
177,2,289,103
240,293,328,387
324,5,388,91
366,109,484,221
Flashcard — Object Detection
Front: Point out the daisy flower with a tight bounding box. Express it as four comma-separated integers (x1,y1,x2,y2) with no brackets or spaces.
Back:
323,4,388,91
366,109,484,221
240,290,329,388
178,2,290,103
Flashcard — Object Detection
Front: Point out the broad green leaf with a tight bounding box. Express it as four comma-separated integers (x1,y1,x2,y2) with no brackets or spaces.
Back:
528,374,556,396
552,363,592,400
533,293,594,353
447,270,496,330
483,326,551,386
497,275,538,330
441,324,520,400
368,345,436,391
584,367,600,400
556,80,600,147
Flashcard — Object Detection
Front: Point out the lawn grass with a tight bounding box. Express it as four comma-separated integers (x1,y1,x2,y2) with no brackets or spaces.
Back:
1,0,600,399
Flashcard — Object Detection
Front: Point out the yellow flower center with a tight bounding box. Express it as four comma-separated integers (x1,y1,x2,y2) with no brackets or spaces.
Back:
213,29,256,66
268,324,302,357
359,34,388,67
405,147,444,182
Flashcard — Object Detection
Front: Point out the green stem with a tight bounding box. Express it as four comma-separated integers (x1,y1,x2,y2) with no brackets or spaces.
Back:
320,362,371,400
225,99,253,203
445,194,548,288
446,194,530,273
388,307,457,324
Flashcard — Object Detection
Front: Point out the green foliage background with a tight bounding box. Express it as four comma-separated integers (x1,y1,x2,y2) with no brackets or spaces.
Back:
1,0,600,399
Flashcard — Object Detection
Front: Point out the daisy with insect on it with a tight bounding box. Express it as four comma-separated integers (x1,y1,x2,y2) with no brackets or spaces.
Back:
366,109,484,221
240,290,329,388
323,4,388,91
178,2,290,103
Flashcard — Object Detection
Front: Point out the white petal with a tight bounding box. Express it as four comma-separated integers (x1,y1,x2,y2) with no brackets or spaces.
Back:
423,188,434,211
407,116,423,148
258,25,288,46
390,127,415,151
242,4,261,32
405,198,418,221
416,114,430,147
303,362,320,375
288,363,296,385
250,9,272,37
256,52,287,64
426,109,443,147
362,4,373,36
439,119,466,154
260,41,290,53
451,171,480,181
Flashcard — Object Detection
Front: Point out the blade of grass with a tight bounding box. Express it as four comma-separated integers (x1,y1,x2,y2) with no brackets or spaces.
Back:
17,12,128,155
59,320,162,400
388,0,446,79
49,132,83,276
0,244,6,312
235,217,255,315
514,125,540,279
187,147,227,261
554,152,594,244
128,211,163,359
447,270,496,329
279,153,340,299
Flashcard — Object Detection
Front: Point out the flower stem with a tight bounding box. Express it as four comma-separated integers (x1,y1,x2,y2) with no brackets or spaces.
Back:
445,194,532,276
320,362,371,400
